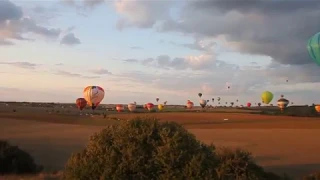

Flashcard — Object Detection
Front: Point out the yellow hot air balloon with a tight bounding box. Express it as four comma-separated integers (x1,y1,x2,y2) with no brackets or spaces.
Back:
158,104,164,111
261,91,273,104
83,86,105,110
315,105,320,113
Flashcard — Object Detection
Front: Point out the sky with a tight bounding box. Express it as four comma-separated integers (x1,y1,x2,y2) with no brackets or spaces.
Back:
1,0,320,105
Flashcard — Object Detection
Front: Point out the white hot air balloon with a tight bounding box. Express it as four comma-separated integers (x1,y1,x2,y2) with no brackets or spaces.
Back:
199,99,207,108
83,86,105,110
128,103,137,112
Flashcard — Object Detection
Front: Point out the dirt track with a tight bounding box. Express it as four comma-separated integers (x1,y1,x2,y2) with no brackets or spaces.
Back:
1,112,320,178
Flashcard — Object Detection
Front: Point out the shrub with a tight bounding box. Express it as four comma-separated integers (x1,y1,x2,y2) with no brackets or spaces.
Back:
63,116,217,180
303,172,320,180
215,147,287,180
0,140,43,175
63,116,286,180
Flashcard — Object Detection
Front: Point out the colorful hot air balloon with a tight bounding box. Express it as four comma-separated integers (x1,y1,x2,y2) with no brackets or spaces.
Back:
261,91,273,104
83,86,105,110
186,101,194,109
199,99,207,108
315,105,320,113
146,103,154,111
198,93,202,98
277,96,289,113
76,98,87,111
128,103,136,112
307,32,320,66
247,102,251,107
116,104,124,112
158,104,164,111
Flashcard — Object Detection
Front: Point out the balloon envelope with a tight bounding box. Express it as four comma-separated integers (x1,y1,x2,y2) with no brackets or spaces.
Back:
116,104,124,112
158,104,164,111
199,99,207,108
186,101,194,109
146,103,154,111
83,86,105,110
277,97,289,110
76,98,87,110
247,102,251,107
315,105,320,113
261,91,273,104
307,32,320,66
128,103,136,112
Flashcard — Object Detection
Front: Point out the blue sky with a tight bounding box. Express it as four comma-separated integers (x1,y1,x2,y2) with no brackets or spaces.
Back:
1,0,320,105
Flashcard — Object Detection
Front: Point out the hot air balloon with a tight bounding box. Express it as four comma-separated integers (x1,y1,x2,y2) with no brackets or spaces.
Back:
212,98,214,102
230,102,234,106
307,32,320,66
261,91,273,104
217,97,221,101
128,103,136,112
277,95,289,113
83,86,105,110
198,93,202,98
199,99,207,108
164,101,167,105
143,104,147,109
247,102,251,107
156,97,159,102
186,101,194,109
158,104,164,111
315,105,320,113
76,98,87,111
206,100,209,102
116,104,124,112
146,103,154,112
258,102,261,107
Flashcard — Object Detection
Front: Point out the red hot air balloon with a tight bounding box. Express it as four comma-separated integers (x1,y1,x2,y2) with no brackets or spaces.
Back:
247,102,251,107
116,104,124,112
76,98,87,111
146,103,154,111
186,101,194,109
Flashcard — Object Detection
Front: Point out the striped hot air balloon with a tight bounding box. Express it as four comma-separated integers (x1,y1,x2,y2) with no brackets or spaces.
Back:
307,32,320,66
83,86,105,110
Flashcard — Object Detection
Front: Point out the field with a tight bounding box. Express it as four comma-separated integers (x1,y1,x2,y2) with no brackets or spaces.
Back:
1,102,320,179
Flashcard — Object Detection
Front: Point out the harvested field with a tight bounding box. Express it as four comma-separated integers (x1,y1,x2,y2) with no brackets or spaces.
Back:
1,106,320,179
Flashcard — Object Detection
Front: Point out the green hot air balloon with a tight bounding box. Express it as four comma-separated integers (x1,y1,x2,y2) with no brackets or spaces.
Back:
261,91,273,104
307,32,320,66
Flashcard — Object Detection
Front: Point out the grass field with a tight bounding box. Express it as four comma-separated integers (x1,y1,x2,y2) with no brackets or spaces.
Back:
1,103,320,179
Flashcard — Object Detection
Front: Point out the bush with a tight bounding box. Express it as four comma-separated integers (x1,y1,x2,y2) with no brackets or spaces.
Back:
303,172,320,180
215,147,288,180
0,140,43,175
63,116,286,180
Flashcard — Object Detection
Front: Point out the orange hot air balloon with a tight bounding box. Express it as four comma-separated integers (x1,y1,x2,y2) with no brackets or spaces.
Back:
76,98,87,110
315,105,320,113
247,102,251,107
116,104,124,112
146,103,154,111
